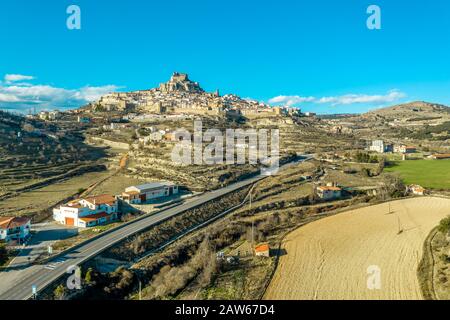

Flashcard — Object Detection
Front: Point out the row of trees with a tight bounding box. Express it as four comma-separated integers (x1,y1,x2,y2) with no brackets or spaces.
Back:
354,151,380,164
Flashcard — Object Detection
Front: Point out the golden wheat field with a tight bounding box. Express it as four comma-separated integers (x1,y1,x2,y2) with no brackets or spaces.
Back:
265,197,450,300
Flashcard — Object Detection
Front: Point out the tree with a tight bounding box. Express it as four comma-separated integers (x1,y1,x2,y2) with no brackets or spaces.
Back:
361,167,371,177
438,216,450,234
85,268,94,285
374,157,386,176
378,174,406,200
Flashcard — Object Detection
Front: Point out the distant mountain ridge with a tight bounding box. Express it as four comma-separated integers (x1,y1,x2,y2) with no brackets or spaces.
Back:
365,101,450,116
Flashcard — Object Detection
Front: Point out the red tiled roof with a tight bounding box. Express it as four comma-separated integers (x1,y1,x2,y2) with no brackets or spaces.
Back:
79,212,110,223
0,217,31,230
433,154,450,159
318,186,342,191
255,243,270,253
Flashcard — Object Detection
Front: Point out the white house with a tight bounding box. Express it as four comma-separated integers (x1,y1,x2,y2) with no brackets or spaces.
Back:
53,194,118,228
394,145,416,154
0,217,31,244
369,140,393,153
122,182,178,204
317,186,342,200
408,185,426,196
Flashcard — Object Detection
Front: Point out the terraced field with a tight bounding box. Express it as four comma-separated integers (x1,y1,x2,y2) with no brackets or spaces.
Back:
0,111,108,218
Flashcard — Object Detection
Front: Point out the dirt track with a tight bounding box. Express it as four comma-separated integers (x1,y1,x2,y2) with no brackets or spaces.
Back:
264,197,450,300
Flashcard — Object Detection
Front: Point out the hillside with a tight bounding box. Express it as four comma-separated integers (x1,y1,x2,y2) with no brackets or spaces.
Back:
82,72,296,120
0,111,106,200
363,101,450,120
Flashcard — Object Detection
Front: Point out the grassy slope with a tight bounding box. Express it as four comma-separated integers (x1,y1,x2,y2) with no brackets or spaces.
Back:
385,160,450,189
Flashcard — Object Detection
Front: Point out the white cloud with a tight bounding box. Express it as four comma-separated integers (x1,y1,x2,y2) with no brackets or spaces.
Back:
73,85,120,102
268,90,407,107
4,74,35,83
0,74,120,112
268,95,315,106
0,93,22,103
316,90,406,106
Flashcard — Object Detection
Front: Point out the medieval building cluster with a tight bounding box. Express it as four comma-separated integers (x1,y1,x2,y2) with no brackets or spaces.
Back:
88,72,300,118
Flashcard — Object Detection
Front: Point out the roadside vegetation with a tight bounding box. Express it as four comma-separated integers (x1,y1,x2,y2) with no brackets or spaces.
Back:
418,215,450,300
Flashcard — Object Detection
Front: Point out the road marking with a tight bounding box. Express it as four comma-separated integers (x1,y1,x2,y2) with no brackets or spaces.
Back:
45,258,65,270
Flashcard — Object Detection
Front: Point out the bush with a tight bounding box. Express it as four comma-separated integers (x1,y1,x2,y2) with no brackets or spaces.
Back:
439,254,450,263
85,268,94,284
438,216,450,234
54,284,66,300
145,237,217,299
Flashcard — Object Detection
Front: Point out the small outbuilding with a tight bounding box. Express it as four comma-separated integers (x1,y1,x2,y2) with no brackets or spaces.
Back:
122,182,178,204
254,243,270,257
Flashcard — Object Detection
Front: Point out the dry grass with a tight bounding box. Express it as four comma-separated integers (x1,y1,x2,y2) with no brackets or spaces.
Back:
264,197,450,300
430,231,450,299
0,171,110,217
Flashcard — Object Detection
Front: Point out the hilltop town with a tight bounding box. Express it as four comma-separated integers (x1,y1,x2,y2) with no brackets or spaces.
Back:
81,72,299,119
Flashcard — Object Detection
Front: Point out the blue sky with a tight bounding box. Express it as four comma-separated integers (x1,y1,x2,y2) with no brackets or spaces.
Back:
1,0,450,114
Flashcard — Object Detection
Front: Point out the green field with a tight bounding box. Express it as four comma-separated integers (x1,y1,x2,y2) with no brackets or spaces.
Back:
385,160,450,190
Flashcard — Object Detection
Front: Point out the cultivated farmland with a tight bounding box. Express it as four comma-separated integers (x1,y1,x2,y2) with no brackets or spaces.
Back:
264,197,450,300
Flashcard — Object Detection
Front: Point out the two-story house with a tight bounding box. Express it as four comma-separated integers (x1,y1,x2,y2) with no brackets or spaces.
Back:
0,217,31,244
53,194,119,228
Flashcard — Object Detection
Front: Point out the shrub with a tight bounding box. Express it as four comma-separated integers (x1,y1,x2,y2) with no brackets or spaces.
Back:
54,284,66,300
438,216,450,234
85,268,94,284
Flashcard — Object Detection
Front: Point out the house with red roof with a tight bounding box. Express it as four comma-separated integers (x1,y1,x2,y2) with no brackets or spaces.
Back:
53,194,118,228
254,243,270,257
0,216,31,243
317,185,342,200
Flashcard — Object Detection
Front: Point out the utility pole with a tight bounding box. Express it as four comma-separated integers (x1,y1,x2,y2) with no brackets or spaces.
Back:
139,280,142,301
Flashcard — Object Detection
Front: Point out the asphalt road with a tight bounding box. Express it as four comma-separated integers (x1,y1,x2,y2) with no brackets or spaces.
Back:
0,174,265,300
0,156,311,300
